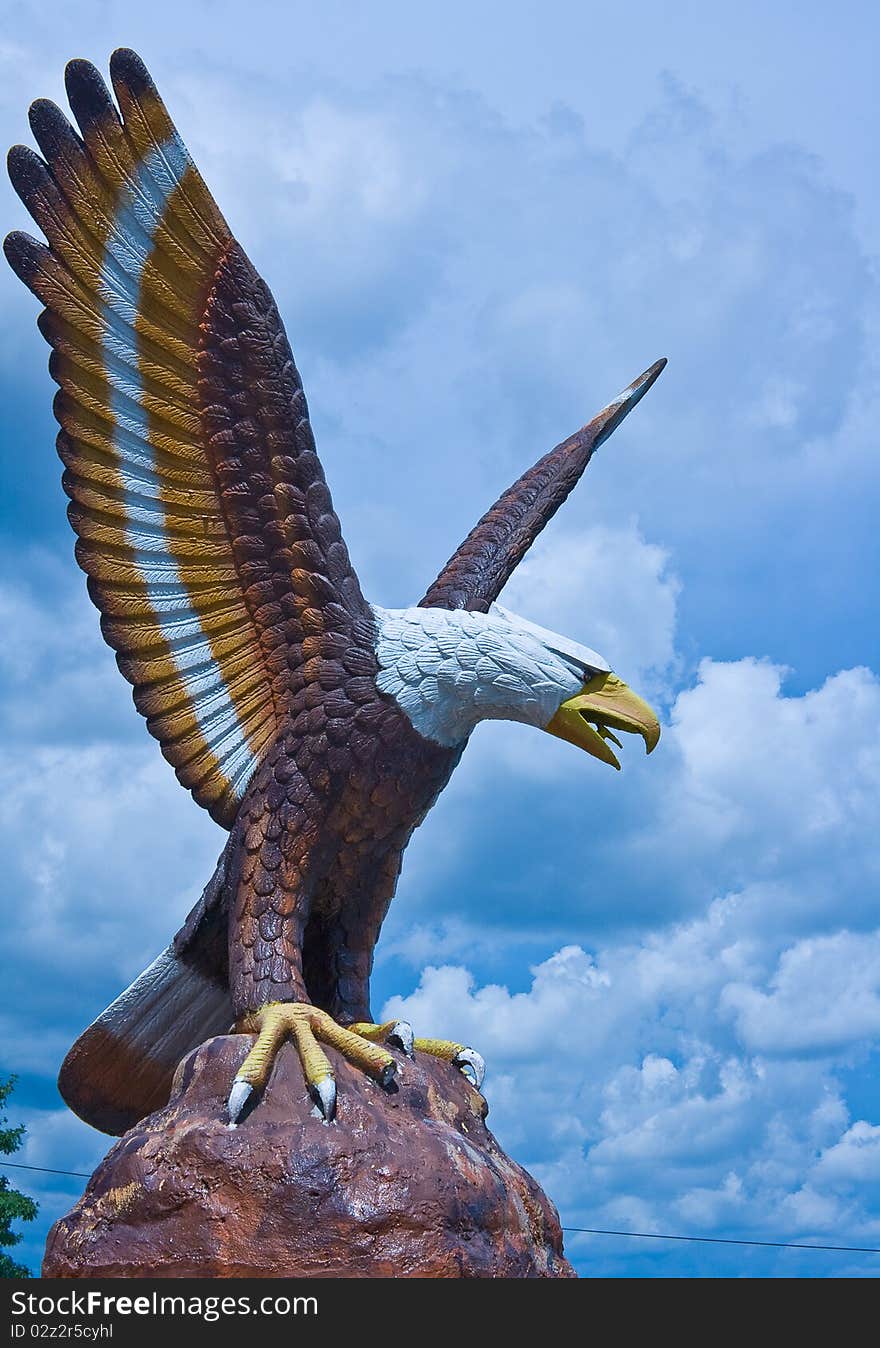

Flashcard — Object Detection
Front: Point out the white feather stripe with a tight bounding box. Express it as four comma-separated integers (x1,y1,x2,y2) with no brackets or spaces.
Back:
149,677,265,735
94,208,155,275
93,341,192,408
85,433,207,479
104,396,198,443
79,148,199,271
185,688,269,743
98,470,179,502
27,191,135,286
112,617,246,657
108,552,225,580
145,662,235,699
158,705,263,783
145,149,195,213
188,699,243,749
199,690,274,743
106,522,223,556
111,150,213,263
98,293,193,361
136,134,225,251
96,252,187,334
100,309,195,374
112,148,194,240
98,139,263,808
189,684,263,726
94,283,141,331
146,626,252,672
107,448,206,489
91,494,215,531
122,606,244,644
90,337,184,393
205,727,260,775
100,216,154,277
112,193,183,261
226,755,264,798
212,736,260,786
104,585,222,615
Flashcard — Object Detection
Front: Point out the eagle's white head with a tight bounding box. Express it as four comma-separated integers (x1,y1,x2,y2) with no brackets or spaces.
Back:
372,602,659,768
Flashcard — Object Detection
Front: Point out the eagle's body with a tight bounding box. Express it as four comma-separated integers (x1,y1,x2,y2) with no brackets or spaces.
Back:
6,50,664,1133
229,608,461,1027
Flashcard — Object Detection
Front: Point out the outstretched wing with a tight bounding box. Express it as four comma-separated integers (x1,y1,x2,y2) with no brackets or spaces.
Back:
6,50,368,826
419,360,666,613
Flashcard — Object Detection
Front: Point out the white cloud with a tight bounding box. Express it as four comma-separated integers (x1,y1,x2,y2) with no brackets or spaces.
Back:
0,741,221,983
645,660,880,930
0,567,131,745
723,933,880,1054
669,660,880,850
814,1122,880,1188
19,1106,105,1177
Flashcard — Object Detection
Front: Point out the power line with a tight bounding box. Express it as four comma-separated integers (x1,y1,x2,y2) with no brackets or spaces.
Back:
1,1160,92,1179
561,1225,880,1255
4,1162,879,1255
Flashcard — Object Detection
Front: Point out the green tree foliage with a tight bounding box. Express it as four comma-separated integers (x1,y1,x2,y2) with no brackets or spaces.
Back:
0,1076,38,1277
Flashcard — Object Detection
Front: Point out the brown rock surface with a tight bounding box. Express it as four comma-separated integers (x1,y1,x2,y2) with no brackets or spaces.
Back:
43,1034,575,1278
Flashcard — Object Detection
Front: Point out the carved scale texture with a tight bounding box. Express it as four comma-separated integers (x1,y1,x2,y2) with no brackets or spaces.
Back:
226,631,461,1020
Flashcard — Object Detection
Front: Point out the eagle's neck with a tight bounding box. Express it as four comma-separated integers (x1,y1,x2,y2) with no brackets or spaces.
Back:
371,604,583,748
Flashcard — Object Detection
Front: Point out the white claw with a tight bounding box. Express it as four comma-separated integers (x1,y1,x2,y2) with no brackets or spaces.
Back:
227,1077,254,1127
453,1048,486,1091
311,1075,337,1122
388,1020,415,1057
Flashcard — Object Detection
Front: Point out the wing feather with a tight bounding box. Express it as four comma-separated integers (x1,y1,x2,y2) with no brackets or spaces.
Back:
6,49,368,825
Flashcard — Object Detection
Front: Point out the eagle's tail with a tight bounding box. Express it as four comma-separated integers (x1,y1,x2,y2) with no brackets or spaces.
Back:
58,850,233,1136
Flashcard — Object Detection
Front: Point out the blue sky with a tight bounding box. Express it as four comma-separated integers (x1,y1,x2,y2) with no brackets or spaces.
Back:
1,0,878,1278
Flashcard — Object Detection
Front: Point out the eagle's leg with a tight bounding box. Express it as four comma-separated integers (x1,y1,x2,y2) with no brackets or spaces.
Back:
306,901,487,1093
226,829,399,1124
227,1002,397,1125
349,1022,486,1090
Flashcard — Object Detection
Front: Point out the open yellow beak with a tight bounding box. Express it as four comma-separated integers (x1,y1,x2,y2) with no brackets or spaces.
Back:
545,672,660,770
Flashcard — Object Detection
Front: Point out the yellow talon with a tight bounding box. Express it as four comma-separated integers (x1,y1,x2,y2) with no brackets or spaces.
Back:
348,1020,394,1042
228,1002,397,1124
412,1036,466,1061
351,1022,485,1090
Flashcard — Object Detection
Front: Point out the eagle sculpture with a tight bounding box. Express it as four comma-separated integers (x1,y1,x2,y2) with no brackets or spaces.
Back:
6,51,663,1135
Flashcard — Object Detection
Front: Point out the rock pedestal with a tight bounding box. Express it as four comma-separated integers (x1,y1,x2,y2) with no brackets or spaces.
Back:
43,1034,575,1278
